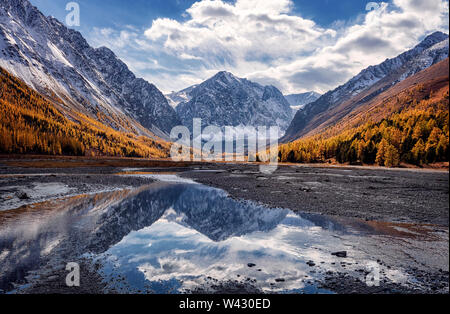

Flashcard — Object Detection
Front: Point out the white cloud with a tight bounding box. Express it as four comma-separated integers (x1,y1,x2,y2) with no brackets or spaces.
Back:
87,0,449,94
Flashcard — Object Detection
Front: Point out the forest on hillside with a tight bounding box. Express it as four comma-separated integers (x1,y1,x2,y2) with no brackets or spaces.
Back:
0,67,170,158
279,81,449,167
2,64,449,166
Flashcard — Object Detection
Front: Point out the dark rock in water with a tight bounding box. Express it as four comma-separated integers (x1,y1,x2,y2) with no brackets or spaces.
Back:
332,251,347,258
16,192,30,200
247,263,256,268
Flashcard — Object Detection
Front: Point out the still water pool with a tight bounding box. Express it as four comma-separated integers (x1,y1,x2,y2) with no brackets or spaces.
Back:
0,175,445,293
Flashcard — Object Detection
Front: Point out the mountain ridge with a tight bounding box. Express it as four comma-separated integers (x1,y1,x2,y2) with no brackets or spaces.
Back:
0,0,180,138
176,71,294,131
0,65,170,157
278,58,449,166
282,31,449,142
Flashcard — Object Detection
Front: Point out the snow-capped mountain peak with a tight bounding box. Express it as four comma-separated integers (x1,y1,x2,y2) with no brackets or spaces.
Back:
212,71,242,84
175,72,294,131
0,0,180,137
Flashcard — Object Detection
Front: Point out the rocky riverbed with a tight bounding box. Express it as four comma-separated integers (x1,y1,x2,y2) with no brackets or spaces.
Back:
180,163,449,226
0,158,448,294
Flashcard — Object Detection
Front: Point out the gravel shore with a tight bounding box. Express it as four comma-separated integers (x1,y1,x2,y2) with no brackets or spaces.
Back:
0,158,448,294
181,163,449,226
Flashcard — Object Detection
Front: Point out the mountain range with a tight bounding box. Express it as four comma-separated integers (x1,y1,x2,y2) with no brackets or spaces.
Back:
0,0,448,163
279,57,449,166
175,71,294,131
0,0,298,139
0,0,180,139
282,31,449,142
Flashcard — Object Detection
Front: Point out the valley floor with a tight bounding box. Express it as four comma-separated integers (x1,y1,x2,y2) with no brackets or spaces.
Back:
180,162,449,226
1,157,448,225
0,156,448,294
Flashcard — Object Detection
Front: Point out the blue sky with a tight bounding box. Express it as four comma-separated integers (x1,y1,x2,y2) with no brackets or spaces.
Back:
29,0,449,94
30,0,369,30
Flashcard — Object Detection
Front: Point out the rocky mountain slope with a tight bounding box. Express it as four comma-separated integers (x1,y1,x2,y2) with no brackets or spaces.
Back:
285,92,321,111
279,58,449,166
0,66,170,158
324,58,449,138
0,0,180,138
282,31,449,142
176,71,293,131
165,85,198,108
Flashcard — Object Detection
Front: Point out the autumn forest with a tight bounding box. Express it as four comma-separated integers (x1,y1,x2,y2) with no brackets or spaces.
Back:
1,62,449,168
0,67,170,159
279,76,449,167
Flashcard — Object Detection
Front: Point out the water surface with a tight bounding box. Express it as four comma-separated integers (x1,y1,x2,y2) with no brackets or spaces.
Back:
0,175,447,293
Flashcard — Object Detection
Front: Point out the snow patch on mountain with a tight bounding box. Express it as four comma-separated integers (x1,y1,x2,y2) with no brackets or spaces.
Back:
285,92,321,111
165,85,198,108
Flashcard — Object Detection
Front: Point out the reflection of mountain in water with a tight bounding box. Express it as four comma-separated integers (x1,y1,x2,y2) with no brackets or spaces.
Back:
89,184,288,249
0,188,137,291
86,184,185,253
0,182,289,291
1,179,435,293
174,186,288,241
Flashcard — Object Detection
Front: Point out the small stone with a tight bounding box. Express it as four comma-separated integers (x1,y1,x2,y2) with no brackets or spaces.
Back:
16,192,30,200
331,251,347,258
